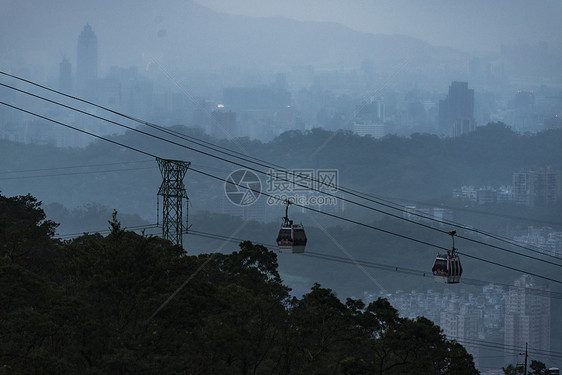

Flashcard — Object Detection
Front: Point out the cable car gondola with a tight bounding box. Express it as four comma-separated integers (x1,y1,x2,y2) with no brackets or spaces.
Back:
432,231,463,283
276,201,307,253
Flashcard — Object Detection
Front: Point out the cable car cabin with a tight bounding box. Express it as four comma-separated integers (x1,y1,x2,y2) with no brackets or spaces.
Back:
277,221,307,253
432,253,462,283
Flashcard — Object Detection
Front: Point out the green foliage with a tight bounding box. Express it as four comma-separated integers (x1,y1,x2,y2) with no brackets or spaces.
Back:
529,360,549,375
0,194,59,276
0,262,75,374
503,364,525,375
0,192,480,374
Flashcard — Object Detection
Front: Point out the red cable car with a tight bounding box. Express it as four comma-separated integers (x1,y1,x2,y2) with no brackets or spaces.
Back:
276,201,307,253
432,231,463,284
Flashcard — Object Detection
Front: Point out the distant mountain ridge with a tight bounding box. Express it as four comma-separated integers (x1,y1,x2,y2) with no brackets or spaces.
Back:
0,0,456,74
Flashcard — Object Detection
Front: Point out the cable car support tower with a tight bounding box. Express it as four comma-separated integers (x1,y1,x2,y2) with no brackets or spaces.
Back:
156,158,190,248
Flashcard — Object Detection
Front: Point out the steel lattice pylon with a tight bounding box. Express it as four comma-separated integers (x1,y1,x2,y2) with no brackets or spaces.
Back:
156,158,190,248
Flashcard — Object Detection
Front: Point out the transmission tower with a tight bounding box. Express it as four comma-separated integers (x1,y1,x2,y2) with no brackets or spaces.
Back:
156,158,190,248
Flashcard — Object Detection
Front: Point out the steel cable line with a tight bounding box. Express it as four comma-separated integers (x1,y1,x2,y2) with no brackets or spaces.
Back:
456,234,561,266
2,72,559,261
0,160,153,175
2,71,557,258
300,251,562,299
0,96,561,283
2,99,562,284
159,122,562,257
0,166,155,180
0,101,158,159
190,165,562,284
4,81,554,359
186,229,562,299
2,80,561,269
54,224,160,239
186,228,562,361
450,337,562,359
60,227,562,361
54,226,562,364
51,224,562,360
187,229,274,247
0,160,229,178
88,126,562,262
382,201,562,259
53,223,562,300
117,121,562,255
0,82,453,235
161,235,562,361
3,77,560,268
453,343,562,362
458,338,562,357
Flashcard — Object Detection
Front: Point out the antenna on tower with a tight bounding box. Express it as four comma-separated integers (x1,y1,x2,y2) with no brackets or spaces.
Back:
156,158,190,248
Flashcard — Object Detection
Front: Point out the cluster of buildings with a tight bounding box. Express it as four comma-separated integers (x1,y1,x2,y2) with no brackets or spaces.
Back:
504,276,551,366
204,74,296,140
403,206,455,224
453,167,561,208
452,185,512,205
364,275,553,371
1,25,153,147
351,96,386,138
499,75,562,135
513,227,562,258
513,167,562,207
449,167,562,257
439,81,477,137
2,22,561,149
349,80,474,139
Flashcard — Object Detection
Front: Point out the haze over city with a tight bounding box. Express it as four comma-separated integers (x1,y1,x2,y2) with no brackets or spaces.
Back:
1,1,561,373
1,0,562,73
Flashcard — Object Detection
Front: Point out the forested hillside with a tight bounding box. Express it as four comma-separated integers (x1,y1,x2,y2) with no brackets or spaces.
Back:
0,193,479,374
1,123,561,220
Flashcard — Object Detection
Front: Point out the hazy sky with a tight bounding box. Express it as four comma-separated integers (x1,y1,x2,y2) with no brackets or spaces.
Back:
195,0,562,53
1,0,561,77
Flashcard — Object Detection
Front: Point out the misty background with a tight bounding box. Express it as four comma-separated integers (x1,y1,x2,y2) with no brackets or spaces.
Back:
1,0,562,372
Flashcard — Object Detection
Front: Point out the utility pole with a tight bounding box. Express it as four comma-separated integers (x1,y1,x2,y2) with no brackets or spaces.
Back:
524,343,528,375
156,158,190,248
519,342,528,375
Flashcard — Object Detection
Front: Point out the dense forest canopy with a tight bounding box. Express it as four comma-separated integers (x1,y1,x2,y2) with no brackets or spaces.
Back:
1,123,561,218
0,192,479,374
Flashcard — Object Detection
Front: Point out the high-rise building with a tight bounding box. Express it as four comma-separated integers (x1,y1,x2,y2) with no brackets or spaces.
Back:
356,96,385,123
58,57,72,93
504,275,550,366
512,167,561,207
352,121,385,138
546,232,562,257
439,81,475,136
440,301,480,368
76,24,98,94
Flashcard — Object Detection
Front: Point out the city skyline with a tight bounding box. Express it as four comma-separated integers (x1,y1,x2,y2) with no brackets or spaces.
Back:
0,3,561,372
1,0,562,78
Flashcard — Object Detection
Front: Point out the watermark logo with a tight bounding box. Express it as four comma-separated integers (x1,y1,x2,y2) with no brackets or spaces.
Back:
224,169,262,206
266,168,339,207
224,168,340,207
267,169,339,193
266,193,339,206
